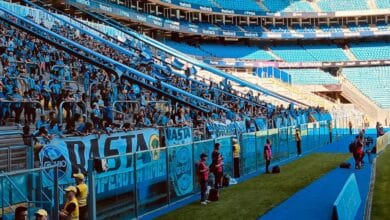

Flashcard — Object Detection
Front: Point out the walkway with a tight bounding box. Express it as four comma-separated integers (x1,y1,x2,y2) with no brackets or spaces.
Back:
260,135,376,220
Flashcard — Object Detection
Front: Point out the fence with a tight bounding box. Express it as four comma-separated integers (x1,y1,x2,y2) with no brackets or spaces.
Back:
0,166,60,219
87,118,352,219
0,116,357,219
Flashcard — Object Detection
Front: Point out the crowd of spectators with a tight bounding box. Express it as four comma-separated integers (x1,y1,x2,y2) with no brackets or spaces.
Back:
0,17,329,141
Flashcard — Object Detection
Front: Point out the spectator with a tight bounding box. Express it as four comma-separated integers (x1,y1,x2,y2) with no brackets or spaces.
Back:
34,209,48,220
264,139,272,174
353,135,364,169
211,143,223,189
14,206,28,220
295,128,302,156
328,121,333,143
197,153,209,205
60,186,79,220
73,173,88,220
232,138,240,178
348,120,353,135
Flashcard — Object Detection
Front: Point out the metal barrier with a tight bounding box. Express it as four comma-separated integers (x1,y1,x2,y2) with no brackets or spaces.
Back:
0,166,60,220
1,100,43,113
113,100,140,114
58,100,87,125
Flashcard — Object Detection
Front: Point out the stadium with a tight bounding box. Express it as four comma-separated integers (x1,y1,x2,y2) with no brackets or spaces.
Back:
0,0,389,219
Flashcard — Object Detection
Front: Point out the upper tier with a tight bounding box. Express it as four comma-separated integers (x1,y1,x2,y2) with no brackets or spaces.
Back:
157,0,390,15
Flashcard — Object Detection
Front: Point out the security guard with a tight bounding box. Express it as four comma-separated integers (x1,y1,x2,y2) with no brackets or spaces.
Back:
35,209,48,220
73,173,88,220
232,139,241,178
60,186,79,220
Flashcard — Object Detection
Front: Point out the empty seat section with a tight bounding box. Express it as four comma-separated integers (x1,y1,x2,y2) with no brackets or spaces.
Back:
214,0,263,11
164,41,209,57
200,44,274,60
343,66,390,108
303,45,349,61
349,42,390,60
317,0,369,12
286,69,338,85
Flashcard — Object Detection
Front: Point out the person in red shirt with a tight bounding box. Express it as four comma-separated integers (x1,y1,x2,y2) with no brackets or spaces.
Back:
198,153,209,205
211,143,224,189
353,135,364,169
264,139,273,173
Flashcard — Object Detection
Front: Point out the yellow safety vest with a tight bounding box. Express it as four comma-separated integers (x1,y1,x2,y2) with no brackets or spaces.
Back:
233,144,240,158
64,197,79,220
76,183,88,207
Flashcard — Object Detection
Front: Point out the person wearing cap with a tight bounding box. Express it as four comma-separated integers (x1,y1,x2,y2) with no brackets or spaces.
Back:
35,209,48,220
60,186,79,220
73,173,88,220
211,143,223,189
295,127,302,156
232,139,241,178
197,153,209,205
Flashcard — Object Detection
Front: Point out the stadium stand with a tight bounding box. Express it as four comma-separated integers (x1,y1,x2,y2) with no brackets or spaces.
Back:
349,42,390,60
343,66,390,108
286,69,339,85
376,0,390,9
270,44,349,62
164,41,210,57
199,44,274,60
214,0,263,11
263,0,314,12
316,0,370,12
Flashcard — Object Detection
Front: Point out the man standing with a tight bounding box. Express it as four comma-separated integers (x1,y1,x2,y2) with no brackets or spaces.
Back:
232,139,241,178
73,173,88,220
34,209,48,220
328,121,333,143
211,143,223,189
264,139,272,174
14,206,28,220
349,120,353,135
353,135,364,169
197,153,209,205
60,186,79,220
295,128,302,156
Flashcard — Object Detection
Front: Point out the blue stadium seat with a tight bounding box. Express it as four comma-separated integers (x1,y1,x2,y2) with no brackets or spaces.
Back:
317,0,369,12
376,0,390,9
199,44,274,60
164,41,210,57
343,67,390,108
271,44,348,62
286,69,338,85
349,42,390,60
214,0,263,11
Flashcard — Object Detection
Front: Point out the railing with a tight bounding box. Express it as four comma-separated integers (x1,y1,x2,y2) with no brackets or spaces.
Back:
1,100,43,113
0,166,60,220
58,100,87,125
84,117,352,219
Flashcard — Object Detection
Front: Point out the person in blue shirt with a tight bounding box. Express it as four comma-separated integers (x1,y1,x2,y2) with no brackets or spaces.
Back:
10,87,23,126
36,115,48,131
50,79,61,110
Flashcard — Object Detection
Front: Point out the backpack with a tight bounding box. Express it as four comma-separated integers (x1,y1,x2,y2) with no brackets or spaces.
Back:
272,165,280,174
349,142,356,153
339,162,351,169
208,188,219,201
222,174,230,187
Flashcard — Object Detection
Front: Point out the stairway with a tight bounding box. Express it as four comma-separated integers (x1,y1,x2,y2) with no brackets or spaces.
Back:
343,45,358,61
0,128,28,172
257,78,336,109
367,0,378,9
339,74,381,124
255,1,270,12
264,46,282,61
309,1,322,12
